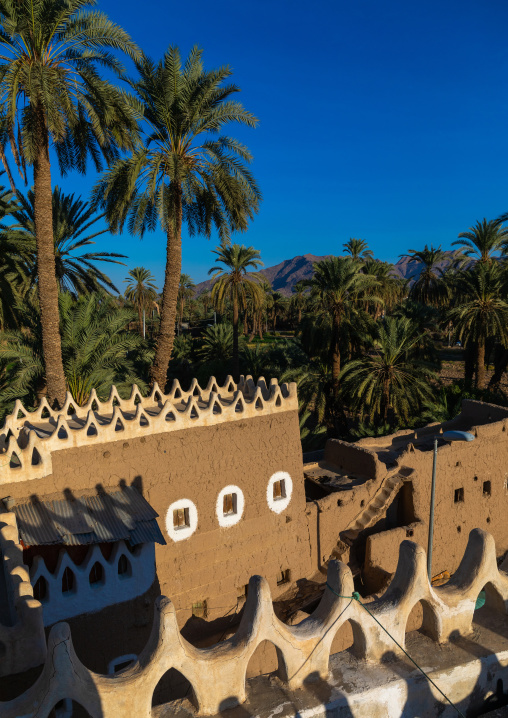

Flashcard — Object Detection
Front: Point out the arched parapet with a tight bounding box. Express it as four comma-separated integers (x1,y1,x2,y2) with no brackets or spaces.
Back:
0,377,298,485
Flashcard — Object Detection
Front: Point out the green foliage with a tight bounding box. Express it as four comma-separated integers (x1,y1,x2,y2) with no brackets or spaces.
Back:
13,187,127,295
199,324,235,362
0,293,150,415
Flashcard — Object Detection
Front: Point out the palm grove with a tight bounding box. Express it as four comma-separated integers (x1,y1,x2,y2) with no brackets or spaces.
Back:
1,0,508,450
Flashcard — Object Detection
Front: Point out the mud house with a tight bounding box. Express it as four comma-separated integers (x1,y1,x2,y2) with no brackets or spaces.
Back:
0,375,508,689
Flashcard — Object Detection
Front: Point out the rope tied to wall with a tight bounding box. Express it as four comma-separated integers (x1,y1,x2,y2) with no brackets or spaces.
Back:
325,583,466,718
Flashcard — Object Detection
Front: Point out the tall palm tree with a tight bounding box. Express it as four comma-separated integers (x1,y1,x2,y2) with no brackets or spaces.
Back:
270,291,287,330
291,280,308,325
178,274,196,332
340,317,436,426
310,257,380,392
402,245,449,306
363,260,403,313
453,218,508,264
209,244,264,376
448,264,508,389
13,187,127,295
343,238,373,261
95,46,261,390
124,268,158,337
0,0,140,407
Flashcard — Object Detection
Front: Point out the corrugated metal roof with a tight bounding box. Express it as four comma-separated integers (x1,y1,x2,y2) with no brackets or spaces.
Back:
13,486,166,548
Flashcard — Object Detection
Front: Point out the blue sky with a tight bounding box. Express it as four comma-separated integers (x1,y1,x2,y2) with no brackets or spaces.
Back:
48,0,508,289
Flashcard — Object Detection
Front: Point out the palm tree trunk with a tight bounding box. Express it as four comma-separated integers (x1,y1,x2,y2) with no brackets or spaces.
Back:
476,340,486,389
488,346,508,391
464,342,475,387
331,314,341,395
243,308,248,335
137,303,143,336
33,107,66,408
151,185,182,389
233,289,239,377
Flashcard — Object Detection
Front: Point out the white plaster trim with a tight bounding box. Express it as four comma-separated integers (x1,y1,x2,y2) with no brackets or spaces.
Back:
267,471,293,514
108,654,137,675
216,485,245,528
30,541,155,626
166,499,198,542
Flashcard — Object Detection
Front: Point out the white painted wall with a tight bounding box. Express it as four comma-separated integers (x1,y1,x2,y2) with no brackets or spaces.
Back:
30,541,155,626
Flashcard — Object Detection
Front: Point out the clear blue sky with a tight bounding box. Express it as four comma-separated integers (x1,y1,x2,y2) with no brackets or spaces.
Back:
50,0,508,289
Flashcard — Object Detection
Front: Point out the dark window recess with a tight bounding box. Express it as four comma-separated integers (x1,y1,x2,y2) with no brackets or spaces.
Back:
33,576,47,602
173,507,190,529
273,480,286,501
89,562,104,585
62,567,74,594
277,569,290,586
192,601,207,618
114,659,134,673
483,481,492,496
118,554,131,577
223,493,237,515
454,488,464,503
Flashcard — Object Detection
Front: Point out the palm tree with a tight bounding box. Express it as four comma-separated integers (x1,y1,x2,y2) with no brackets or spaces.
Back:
13,188,127,295
291,280,308,325
340,317,436,426
95,46,261,390
209,244,264,376
310,257,380,392
448,264,508,389
270,291,287,330
343,238,373,261
199,323,234,362
0,0,139,407
178,274,196,332
453,218,508,264
0,293,149,411
363,260,403,313
124,268,158,337
402,245,449,305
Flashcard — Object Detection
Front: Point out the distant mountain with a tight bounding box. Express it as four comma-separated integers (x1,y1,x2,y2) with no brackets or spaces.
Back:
194,251,460,297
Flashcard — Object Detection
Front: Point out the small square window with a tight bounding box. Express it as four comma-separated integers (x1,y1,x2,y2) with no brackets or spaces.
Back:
483,481,491,496
454,488,464,503
192,601,207,618
277,569,290,586
273,479,286,501
173,507,190,529
223,493,237,516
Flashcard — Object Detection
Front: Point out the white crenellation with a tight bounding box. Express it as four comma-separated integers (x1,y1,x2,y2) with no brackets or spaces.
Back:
1,527,507,717
30,540,156,626
0,511,46,676
0,376,297,485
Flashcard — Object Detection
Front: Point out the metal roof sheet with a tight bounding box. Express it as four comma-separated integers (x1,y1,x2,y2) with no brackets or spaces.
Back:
13,486,166,548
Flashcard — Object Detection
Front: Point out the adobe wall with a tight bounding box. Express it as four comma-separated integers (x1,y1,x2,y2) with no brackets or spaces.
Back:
0,409,312,627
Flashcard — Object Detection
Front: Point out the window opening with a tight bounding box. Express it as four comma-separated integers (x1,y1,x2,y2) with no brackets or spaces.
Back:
62,567,74,594
118,554,131,577
33,576,47,602
192,601,207,618
483,481,491,496
89,562,104,586
454,488,464,503
273,479,286,501
223,493,237,516
277,569,290,586
173,507,190,529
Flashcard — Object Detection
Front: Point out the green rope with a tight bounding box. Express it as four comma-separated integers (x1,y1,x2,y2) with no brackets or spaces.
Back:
326,583,466,718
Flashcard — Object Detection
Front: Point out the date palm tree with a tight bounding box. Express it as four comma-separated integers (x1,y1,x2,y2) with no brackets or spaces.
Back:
209,244,264,376
343,238,373,261
124,267,158,337
178,274,196,333
0,0,140,407
291,280,308,325
448,264,508,389
340,317,436,426
402,245,449,306
95,46,261,390
13,188,127,295
310,257,380,393
453,218,508,264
